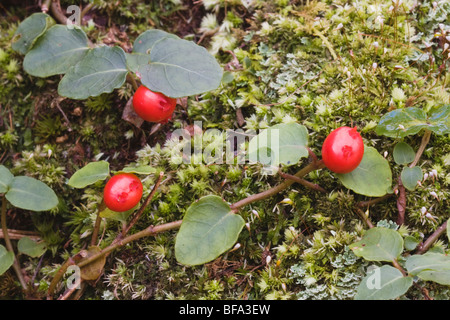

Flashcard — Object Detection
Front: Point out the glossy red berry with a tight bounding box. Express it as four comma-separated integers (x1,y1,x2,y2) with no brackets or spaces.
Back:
321,126,364,174
132,85,176,123
103,173,143,212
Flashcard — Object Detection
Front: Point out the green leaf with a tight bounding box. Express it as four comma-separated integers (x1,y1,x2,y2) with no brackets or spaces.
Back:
0,245,14,276
132,29,179,54
393,142,415,165
5,176,58,212
0,165,14,193
58,46,128,99
247,123,309,167
349,227,403,262
376,105,450,138
355,265,413,300
17,237,47,258
11,12,55,55
336,146,392,197
427,105,450,136
406,252,450,285
404,235,420,251
67,161,110,189
139,37,223,98
401,166,423,191
23,25,89,77
120,165,156,175
175,195,245,266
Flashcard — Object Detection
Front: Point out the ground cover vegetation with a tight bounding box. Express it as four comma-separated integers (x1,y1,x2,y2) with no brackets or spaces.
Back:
0,0,449,300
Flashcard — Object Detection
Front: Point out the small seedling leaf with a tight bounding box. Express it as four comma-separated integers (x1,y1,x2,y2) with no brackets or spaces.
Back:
393,142,415,165
18,237,47,258
349,227,403,262
400,166,423,191
68,161,110,189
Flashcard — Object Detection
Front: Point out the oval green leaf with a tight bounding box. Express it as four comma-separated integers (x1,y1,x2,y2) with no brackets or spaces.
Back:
120,165,156,175
336,146,392,197
58,46,128,99
132,29,179,54
0,165,14,193
349,227,403,262
139,37,223,98
68,161,110,189
355,265,413,300
0,245,14,276
406,252,450,285
248,122,309,167
393,142,415,165
5,176,58,212
18,237,47,258
12,12,55,55
23,25,89,77
427,105,450,136
175,195,245,266
401,166,423,191
376,105,449,138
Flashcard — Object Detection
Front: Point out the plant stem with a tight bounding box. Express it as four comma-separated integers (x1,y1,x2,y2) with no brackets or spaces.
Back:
41,0,52,12
122,171,164,236
354,207,374,229
1,196,27,290
90,200,106,246
357,193,392,208
416,220,448,255
77,220,183,269
392,258,408,277
409,129,431,168
279,172,327,193
50,0,67,24
230,161,325,211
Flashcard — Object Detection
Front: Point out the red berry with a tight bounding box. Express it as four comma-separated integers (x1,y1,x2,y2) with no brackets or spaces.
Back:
132,85,176,123
321,126,364,174
103,173,143,212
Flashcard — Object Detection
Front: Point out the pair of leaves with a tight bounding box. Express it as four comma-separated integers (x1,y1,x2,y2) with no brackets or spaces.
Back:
376,105,449,138
13,15,223,99
0,165,58,212
393,142,423,191
351,222,450,300
350,228,411,300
